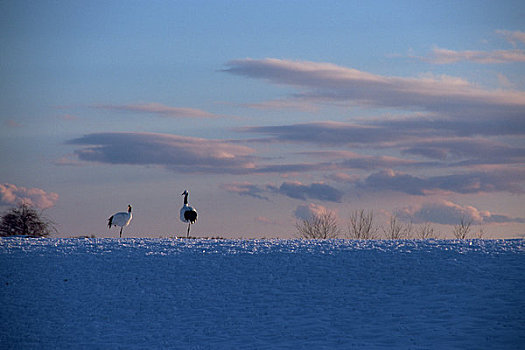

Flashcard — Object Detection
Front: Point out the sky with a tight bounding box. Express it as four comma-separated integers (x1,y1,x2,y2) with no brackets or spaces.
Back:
1,0,524,238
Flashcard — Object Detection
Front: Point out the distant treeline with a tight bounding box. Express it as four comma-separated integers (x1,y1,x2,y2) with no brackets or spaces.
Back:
296,209,482,240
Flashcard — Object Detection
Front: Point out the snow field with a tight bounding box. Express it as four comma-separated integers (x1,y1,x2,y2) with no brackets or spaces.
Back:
1,238,524,349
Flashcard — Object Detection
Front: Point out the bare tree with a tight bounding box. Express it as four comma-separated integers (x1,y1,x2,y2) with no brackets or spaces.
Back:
417,222,437,240
346,209,376,239
0,203,57,237
383,214,412,239
296,210,339,239
453,217,472,239
475,225,485,239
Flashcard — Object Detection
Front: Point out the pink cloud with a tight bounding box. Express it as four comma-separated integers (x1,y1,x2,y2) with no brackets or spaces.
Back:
400,199,525,225
68,132,256,174
326,172,360,183
95,103,221,119
243,99,320,112
293,203,330,220
224,58,525,116
361,168,524,195
221,182,269,200
0,183,59,209
496,30,525,46
425,47,525,64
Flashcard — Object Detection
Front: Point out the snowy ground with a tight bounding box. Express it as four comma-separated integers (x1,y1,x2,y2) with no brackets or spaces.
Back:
1,238,524,349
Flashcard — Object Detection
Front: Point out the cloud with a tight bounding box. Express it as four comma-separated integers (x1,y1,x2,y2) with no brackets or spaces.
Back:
227,59,525,183
241,118,525,173
254,162,326,174
243,109,525,147
67,132,256,174
423,47,525,64
0,183,59,209
223,58,525,120
400,200,525,225
293,203,329,220
247,151,419,175
65,131,434,177
223,166,524,201
241,121,407,146
242,117,525,154
325,172,361,183
401,138,525,165
242,99,320,112
54,154,88,167
361,169,524,195
95,103,221,119
299,150,419,170
224,58,523,198
221,182,269,200
496,30,525,46
224,181,343,202
270,181,343,202
417,30,525,64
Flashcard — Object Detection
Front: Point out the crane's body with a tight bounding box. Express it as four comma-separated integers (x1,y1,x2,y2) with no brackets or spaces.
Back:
108,205,132,238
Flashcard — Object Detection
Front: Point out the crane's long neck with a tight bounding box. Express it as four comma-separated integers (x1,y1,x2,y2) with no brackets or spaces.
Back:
184,193,188,205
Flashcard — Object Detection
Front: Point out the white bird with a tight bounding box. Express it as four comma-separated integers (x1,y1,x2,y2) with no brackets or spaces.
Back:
108,205,133,238
180,190,197,237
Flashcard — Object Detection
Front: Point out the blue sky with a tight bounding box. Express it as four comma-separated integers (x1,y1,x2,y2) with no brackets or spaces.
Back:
1,1,524,238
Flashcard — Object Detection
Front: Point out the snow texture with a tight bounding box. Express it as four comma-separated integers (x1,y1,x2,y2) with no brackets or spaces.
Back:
1,238,524,349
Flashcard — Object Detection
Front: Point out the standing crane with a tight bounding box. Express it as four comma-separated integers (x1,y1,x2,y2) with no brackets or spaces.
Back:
108,205,133,238
180,190,197,238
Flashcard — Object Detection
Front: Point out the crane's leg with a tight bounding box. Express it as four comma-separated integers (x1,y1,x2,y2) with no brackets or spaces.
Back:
187,223,191,238
120,227,123,238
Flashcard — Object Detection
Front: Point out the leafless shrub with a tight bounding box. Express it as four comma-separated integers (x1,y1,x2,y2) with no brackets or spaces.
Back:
453,217,472,239
0,203,57,237
474,225,485,239
417,222,438,240
383,214,412,240
296,210,340,239
346,209,377,239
